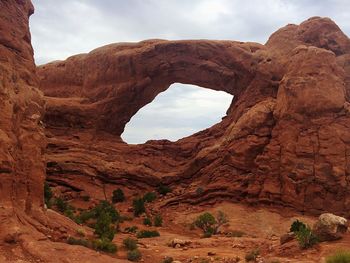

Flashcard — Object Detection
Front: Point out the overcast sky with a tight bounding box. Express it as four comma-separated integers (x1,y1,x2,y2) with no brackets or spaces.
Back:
30,0,350,144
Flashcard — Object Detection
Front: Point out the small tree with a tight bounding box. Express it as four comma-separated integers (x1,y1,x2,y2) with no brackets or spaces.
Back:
123,237,138,250
94,212,115,241
133,198,145,217
214,210,228,233
154,214,163,227
112,188,125,203
143,217,152,226
194,212,216,236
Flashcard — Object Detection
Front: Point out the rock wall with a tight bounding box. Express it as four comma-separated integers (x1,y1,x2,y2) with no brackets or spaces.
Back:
38,17,350,216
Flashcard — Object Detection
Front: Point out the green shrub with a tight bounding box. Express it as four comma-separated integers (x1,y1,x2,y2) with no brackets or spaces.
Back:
133,198,145,217
94,212,115,241
157,184,171,195
143,217,152,226
290,219,307,233
136,230,160,239
162,257,174,263
112,188,125,203
127,249,142,261
123,237,138,251
92,238,117,253
154,214,163,227
245,248,260,262
82,195,90,201
67,237,89,247
143,192,157,203
295,225,318,249
77,209,96,223
196,187,204,195
55,197,68,213
76,228,86,237
93,200,120,223
194,212,216,233
326,250,350,263
44,182,53,206
125,226,138,233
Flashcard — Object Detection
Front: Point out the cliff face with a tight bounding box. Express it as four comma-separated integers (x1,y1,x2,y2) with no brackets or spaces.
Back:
38,17,350,215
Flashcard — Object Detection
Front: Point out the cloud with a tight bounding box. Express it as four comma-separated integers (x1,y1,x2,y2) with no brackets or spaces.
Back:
29,0,350,143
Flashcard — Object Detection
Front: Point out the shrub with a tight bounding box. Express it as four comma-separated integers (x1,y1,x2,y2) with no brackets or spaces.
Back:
245,248,260,262
76,228,86,237
136,230,160,239
44,182,53,206
55,197,68,213
194,212,216,234
94,212,115,241
196,187,204,195
143,217,152,226
112,188,125,203
93,200,120,223
290,219,307,233
77,209,96,223
326,250,350,263
295,225,318,249
67,237,89,247
157,184,171,195
82,195,90,201
154,214,163,227
123,237,138,251
162,257,174,263
125,226,138,233
143,192,157,203
133,198,145,217
127,249,142,261
92,238,117,253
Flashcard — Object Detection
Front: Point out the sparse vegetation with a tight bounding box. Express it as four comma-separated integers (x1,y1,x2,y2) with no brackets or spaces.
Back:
289,220,318,249
143,191,157,202
112,188,125,203
76,228,86,237
123,237,138,251
127,249,142,261
154,214,163,227
136,230,160,238
326,250,350,263
194,211,228,237
290,219,306,233
67,237,89,247
133,198,145,217
125,226,138,233
245,248,260,262
94,211,115,241
44,181,53,207
143,217,152,226
228,230,245,237
92,238,117,253
295,224,318,249
157,184,171,195
162,257,174,263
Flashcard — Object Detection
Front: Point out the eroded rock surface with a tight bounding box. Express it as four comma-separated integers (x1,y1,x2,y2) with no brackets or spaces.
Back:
38,17,350,216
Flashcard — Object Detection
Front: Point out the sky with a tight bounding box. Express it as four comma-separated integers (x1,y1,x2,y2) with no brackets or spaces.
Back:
30,0,350,143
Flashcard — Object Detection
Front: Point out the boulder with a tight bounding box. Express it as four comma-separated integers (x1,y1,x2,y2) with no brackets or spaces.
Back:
313,213,348,241
170,238,192,248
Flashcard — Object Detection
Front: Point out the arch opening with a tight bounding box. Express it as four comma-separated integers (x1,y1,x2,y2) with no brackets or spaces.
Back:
121,83,233,144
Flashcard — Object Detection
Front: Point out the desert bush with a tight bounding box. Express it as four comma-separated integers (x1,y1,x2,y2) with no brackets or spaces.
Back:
295,225,318,249
245,248,260,262
92,238,117,253
93,200,120,223
81,195,90,201
143,217,152,226
290,219,307,233
127,249,142,261
67,237,89,247
326,250,350,263
112,188,125,203
154,214,163,227
55,197,68,213
123,237,138,251
143,192,157,203
194,211,228,236
157,184,171,195
136,230,160,238
162,257,174,263
125,226,138,233
44,182,53,206
76,228,86,237
94,212,115,241
133,198,145,217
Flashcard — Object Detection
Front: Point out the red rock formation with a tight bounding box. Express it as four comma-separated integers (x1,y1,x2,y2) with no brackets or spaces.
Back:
38,17,350,216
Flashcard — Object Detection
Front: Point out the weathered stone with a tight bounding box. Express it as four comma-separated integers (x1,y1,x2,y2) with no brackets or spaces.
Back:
313,213,348,241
